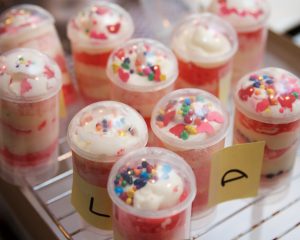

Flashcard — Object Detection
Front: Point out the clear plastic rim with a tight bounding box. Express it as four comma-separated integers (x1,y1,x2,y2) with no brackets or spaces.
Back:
107,147,196,219
106,38,178,92
67,1,134,50
171,13,238,65
151,88,229,150
67,101,148,162
0,48,62,103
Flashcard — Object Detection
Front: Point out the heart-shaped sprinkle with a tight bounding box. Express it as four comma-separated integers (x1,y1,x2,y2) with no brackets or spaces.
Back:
90,31,107,40
169,123,185,137
107,22,121,34
206,111,224,123
256,99,270,112
197,122,214,134
118,68,129,82
44,66,55,79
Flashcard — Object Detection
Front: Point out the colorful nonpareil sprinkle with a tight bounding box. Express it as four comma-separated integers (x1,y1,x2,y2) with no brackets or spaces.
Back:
155,95,225,140
114,161,174,206
111,41,169,83
238,73,300,114
70,4,124,41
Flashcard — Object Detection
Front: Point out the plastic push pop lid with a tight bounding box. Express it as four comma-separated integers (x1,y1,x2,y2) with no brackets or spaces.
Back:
171,13,237,65
151,88,229,150
234,67,300,124
67,101,148,161
0,48,61,103
209,0,270,32
107,38,178,92
0,4,54,39
108,147,196,218
67,1,134,48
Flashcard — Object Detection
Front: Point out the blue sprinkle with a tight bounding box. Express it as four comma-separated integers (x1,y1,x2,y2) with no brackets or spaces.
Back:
162,164,171,173
249,76,257,81
263,74,270,79
266,80,273,84
184,98,191,105
142,161,148,168
140,171,148,179
253,82,261,88
114,186,123,195
114,179,119,185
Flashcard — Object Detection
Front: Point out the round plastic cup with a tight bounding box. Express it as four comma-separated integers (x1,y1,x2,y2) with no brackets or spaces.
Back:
107,147,196,240
67,2,134,102
209,0,270,86
171,13,237,103
151,88,229,218
0,48,62,185
67,101,148,230
0,4,75,104
233,67,300,187
107,38,178,124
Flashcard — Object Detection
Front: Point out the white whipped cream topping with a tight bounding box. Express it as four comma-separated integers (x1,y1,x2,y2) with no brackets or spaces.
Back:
68,2,133,47
0,49,61,101
173,24,231,65
68,102,148,159
133,164,184,210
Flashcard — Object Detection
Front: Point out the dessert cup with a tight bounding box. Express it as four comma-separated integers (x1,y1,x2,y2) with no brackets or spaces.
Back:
209,0,270,86
171,13,237,103
107,147,196,240
0,48,61,185
233,68,300,185
107,38,178,124
151,88,229,218
68,101,148,230
67,1,134,102
0,4,75,104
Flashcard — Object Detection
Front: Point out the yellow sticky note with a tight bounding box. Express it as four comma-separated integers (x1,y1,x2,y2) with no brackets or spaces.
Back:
71,168,112,230
208,141,265,206
59,91,67,119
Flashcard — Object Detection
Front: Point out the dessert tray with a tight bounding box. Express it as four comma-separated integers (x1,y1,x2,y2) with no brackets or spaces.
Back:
1,1,300,239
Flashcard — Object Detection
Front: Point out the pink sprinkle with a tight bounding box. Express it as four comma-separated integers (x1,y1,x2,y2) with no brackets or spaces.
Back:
256,99,270,112
197,122,214,134
20,78,32,95
206,111,224,123
143,67,151,75
90,31,107,40
279,108,284,113
44,66,55,79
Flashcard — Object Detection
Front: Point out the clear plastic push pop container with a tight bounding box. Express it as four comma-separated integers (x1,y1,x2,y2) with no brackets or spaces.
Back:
67,1,134,102
234,68,300,186
209,0,270,86
107,147,196,240
0,48,62,185
67,101,148,229
151,88,229,217
107,38,178,124
171,13,237,103
0,4,75,104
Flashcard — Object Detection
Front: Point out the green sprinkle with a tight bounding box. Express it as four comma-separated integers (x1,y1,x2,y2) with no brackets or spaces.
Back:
122,180,127,187
121,63,130,70
148,73,154,81
292,92,299,99
180,130,189,140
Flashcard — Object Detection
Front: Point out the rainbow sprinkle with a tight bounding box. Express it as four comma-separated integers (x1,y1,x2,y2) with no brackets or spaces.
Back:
238,73,300,113
114,161,172,206
155,95,224,140
111,42,168,83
